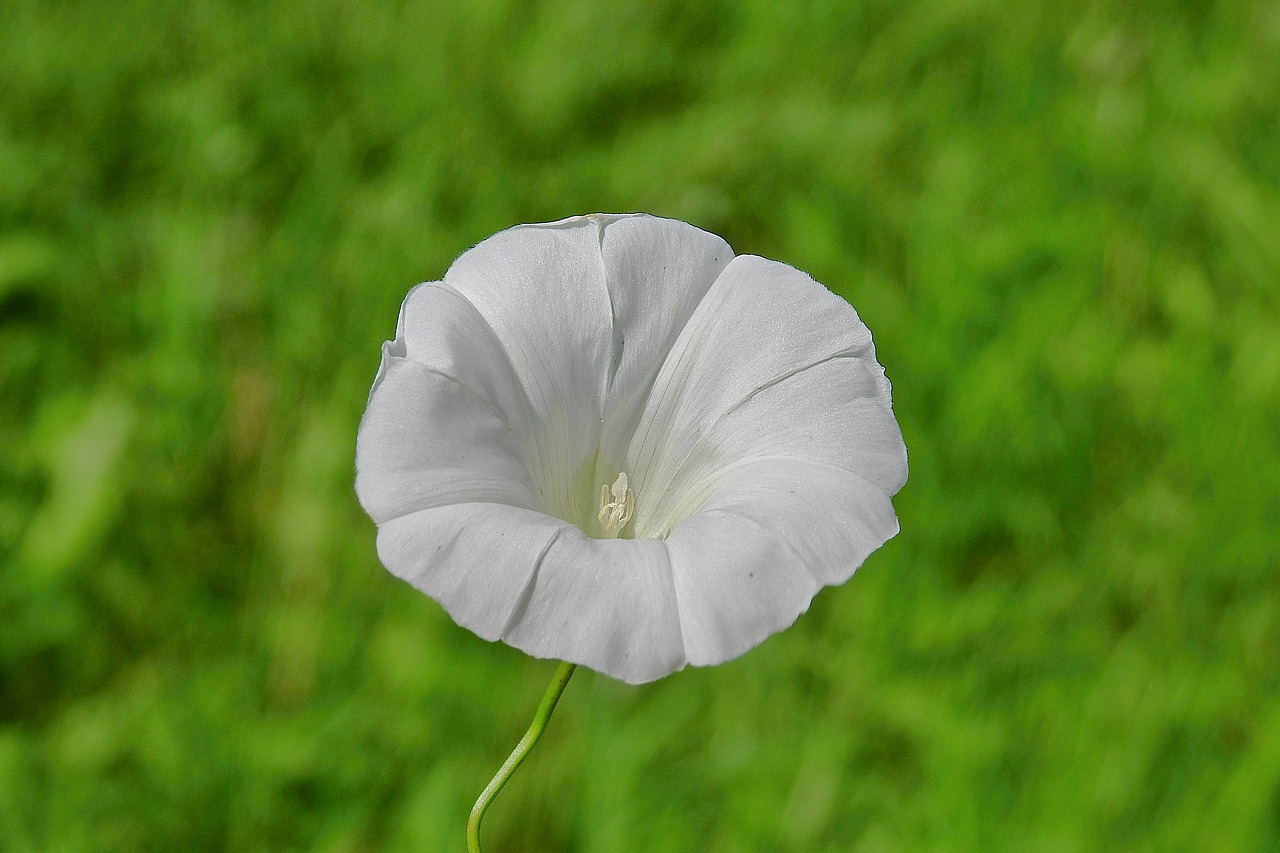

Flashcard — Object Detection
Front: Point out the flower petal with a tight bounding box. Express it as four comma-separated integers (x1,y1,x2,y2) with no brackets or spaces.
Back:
697,459,900,585
390,281,534,435
501,532,686,684
640,356,907,536
380,501,686,683
443,218,615,523
664,507,820,668
375,503,570,642
355,356,539,524
665,458,899,667
627,254,885,535
594,215,733,465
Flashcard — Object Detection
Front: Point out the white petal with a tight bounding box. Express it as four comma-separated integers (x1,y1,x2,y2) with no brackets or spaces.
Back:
666,459,899,667
627,254,882,534
502,532,685,684
664,506,820,668
642,356,906,536
443,219,615,521
355,357,538,524
696,459,899,584
594,216,733,465
375,503,570,642
391,282,533,435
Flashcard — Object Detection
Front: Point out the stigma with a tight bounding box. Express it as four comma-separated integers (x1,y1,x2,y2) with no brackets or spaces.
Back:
597,472,635,538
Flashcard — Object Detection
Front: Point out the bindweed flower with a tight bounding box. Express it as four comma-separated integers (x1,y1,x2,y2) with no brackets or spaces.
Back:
356,213,907,684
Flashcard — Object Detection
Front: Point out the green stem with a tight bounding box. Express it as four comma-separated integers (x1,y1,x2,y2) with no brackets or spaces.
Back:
466,661,577,853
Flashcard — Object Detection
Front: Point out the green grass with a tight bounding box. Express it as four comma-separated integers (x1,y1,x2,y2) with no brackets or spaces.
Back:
2,0,1279,850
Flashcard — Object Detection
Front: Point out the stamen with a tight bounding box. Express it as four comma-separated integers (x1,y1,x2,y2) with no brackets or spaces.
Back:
597,472,634,537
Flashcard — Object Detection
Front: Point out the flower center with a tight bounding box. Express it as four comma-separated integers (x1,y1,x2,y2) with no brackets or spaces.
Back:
596,472,634,539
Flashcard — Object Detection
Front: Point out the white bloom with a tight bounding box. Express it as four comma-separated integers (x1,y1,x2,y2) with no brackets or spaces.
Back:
356,214,907,684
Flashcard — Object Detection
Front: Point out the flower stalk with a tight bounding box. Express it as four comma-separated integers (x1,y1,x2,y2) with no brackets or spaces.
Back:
466,661,577,853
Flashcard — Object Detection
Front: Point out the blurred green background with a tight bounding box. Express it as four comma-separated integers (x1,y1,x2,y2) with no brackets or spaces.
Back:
2,0,1278,850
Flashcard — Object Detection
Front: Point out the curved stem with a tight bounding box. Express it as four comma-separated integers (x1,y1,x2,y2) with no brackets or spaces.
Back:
467,661,577,853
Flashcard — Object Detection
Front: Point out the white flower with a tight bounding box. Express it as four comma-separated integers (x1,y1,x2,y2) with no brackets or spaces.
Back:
355,213,907,684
